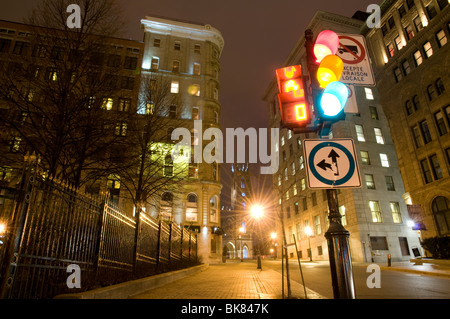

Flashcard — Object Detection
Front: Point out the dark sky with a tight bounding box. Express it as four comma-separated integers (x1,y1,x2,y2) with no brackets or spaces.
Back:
0,0,377,205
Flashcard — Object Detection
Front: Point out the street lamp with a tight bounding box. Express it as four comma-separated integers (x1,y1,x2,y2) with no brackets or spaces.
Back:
305,226,313,262
250,205,264,269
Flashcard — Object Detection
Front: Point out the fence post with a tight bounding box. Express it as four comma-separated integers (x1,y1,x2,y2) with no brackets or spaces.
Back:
168,222,173,266
93,196,107,281
156,220,162,270
0,156,37,299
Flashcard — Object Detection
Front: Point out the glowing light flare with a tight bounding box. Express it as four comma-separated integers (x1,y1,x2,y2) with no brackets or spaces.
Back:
284,66,297,78
283,79,304,98
317,55,344,88
250,205,264,219
314,30,340,63
295,104,307,121
319,81,349,117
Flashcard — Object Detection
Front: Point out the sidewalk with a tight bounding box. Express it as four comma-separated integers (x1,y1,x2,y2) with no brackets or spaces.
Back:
131,261,326,299
375,260,450,278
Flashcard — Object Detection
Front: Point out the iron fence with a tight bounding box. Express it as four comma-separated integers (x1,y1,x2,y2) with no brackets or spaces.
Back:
0,165,198,299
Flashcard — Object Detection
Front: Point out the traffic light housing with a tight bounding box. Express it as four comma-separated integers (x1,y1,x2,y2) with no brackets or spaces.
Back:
275,65,313,130
312,30,349,123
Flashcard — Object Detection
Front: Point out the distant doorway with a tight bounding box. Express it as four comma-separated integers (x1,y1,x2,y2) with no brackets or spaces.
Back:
242,246,248,259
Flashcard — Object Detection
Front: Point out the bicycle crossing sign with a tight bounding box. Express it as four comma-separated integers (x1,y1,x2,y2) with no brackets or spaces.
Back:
303,139,361,189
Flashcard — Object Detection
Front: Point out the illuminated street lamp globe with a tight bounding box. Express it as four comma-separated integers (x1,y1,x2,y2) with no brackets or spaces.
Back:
251,205,264,219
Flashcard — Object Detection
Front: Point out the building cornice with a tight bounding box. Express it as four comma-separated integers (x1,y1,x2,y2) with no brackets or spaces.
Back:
141,16,224,54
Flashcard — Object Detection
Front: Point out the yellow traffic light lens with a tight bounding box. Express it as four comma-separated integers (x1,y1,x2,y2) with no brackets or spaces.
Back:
317,55,344,88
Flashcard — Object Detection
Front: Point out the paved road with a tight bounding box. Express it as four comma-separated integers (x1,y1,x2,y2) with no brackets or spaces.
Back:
263,260,450,299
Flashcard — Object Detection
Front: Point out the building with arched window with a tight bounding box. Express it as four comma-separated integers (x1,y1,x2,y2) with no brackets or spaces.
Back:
140,16,224,263
364,0,450,242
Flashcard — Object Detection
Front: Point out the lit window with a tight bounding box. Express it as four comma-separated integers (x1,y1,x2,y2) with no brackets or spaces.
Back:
151,57,159,70
291,162,296,175
118,98,131,112
102,97,113,110
413,50,423,66
360,151,370,165
115,123,127,136
339,205,347,226
365,174,376,189
436,29,447,47
192,107,199,120
369,201,383,223
390,202,402,223
405,24,415,40
301,178,306,190
173,60,180,72
299,155,304,169
281,136,285,146
10,136,21,152
355,124,366,142
374,128,384,144
193,63,201,75
380,153,390,167
164,155,173,177
387,42,395,57
394,36,403,51
171,81,179,94
413,16,423,32
423,42,433,58
365,88,374,100
370,106,379,120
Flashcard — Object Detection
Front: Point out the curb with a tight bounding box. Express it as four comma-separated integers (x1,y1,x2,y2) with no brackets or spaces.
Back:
379,265,450,278
54,263,209,299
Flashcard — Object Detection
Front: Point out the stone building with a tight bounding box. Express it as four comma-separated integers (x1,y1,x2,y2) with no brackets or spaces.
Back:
364,0,450,240
263,11,422,262
140,16,225,262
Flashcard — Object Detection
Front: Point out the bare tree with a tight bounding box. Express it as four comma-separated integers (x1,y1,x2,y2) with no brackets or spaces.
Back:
0,0,129,187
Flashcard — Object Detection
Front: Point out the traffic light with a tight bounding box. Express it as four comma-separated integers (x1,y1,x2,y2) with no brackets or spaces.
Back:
312,30,349,122
275,65,312,129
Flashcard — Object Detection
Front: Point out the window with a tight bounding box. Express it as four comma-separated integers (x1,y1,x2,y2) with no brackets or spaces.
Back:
388,17,395,29
173,60,180,72
115,123,127,136
145,102,154,115
9,136,21,152
426,3,437,20
394,67,402,82
118,98,131,112
413,50,423,66
405,25,415,40
291,162,296,175
370,236,388,250
405,100,414,115
314,215,321,235
381,24,388,36
299,155,304,169
360,151,370,165
189,84,200,96
414,16,423,32
355,125,366,142
406,0,415,10
302,197,308,210
412,125,423,148
435,78,445,95
121,76,134,90
387,42,395,57
174,41,181,50
380,153,389,167
284,168,288,181
369,201,383,223
374,128,385,144
423,42,433,58
151,57,159,70
364,88,374,100
13,41,29,55
281,136,285,146
429,154,443,180
402,60,411,75
192,107,199,120
412,95,421,110
370,106,379,120
164,155,173,177
365,174,376,189
194,44,201,54
193,63,201,75
124,56,137,70
295,202,299,215
385,176,395,191
390,202,402,223
437,0,448,9
339,205,347,226
171,81,179,94
169,104,177,118
394,36,403,51
312,192,317,206
153,38,160,47
301,178,306,190
293,184,297,196
102,97,113,110
420,158,433,184
435,111,448,135
436,30,447,47
186,194,198,222
420,120,432,143
398,5,406,18
427,85,437,101
432,197,450,235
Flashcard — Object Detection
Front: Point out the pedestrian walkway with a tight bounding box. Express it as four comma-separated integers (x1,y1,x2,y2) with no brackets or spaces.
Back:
131,260,326,299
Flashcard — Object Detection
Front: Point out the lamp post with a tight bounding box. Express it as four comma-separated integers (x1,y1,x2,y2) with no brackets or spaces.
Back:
304,226,313,262
251,205,264,270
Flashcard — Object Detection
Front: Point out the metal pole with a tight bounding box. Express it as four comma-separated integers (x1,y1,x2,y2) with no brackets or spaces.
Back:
293,234,307,299
324,188,356,299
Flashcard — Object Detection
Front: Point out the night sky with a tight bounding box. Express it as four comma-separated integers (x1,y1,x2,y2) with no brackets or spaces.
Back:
0,0,378,205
